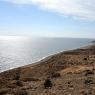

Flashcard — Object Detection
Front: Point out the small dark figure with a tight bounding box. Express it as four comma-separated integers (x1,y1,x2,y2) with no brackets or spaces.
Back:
44,79,52,89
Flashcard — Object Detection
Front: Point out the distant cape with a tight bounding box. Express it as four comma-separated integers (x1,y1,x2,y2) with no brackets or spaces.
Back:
91,40,95,43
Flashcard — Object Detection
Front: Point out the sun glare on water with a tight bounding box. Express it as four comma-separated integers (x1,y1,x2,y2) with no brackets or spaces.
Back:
0,36,27,41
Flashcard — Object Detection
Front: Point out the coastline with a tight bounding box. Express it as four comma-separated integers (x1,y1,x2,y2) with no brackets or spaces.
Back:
0,43,93,73
0,44,95,95
0,37,93,73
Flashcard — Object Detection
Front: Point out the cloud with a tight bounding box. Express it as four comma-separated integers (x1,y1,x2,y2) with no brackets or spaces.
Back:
1,0,95,21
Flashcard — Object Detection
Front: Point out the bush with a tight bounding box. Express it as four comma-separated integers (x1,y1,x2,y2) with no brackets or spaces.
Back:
13,72,20,80
16,80,23,87
84,78,93,85
84,70,94,76
44,79,52,89
51,72,61,78
15,90,28,95
83,58,87,61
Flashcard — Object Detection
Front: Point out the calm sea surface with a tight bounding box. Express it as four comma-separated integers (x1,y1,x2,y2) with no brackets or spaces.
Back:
0,37,93,72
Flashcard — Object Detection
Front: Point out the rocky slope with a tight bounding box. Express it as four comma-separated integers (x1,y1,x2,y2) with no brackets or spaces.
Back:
0,44,95,95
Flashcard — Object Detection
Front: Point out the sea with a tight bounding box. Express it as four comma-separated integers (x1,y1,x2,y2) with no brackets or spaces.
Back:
0,36,94,72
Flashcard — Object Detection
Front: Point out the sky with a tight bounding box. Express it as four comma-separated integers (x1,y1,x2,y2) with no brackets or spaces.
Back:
0,0,95,38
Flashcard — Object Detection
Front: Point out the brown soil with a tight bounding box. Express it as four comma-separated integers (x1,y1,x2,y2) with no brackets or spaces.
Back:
0,44,95,95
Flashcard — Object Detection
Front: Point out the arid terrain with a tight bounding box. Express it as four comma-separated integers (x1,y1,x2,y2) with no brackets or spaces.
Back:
0,44,95,95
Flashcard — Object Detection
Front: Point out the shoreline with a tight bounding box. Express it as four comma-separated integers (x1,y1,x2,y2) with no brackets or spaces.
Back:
0,43,94,74
0,44,95,95
0,38,93,73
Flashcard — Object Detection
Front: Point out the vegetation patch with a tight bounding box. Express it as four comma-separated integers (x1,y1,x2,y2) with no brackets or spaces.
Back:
50,72,61,78
44,79,52,89
15,90,28,95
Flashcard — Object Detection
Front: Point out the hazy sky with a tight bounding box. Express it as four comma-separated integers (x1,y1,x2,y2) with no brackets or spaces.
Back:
0,0,95,38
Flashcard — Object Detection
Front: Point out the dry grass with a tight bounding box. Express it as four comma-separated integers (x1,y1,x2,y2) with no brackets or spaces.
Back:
60,65,94,74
